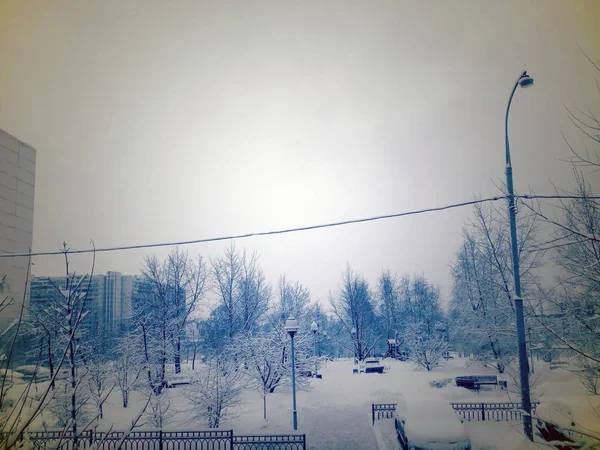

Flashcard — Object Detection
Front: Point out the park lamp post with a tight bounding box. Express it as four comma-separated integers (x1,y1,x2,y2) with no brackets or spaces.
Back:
505,70,534,441
351,327,357,363
311,320,319,378
285,315,299,431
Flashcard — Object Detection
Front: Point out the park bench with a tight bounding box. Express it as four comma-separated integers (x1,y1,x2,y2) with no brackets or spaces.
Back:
455,375,504,391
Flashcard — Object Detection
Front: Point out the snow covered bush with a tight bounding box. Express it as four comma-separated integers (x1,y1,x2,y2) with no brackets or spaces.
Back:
409,330,448,371
142,389,175,429
183,357,244,428
234,328,312,421
429,377,453,389
111,337,143,408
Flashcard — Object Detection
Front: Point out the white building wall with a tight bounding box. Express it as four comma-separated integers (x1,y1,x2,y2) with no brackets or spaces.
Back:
0,129,35,324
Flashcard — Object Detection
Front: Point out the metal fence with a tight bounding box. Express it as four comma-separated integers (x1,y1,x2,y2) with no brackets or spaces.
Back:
371,402,540,425
233,435,306,450
450,402,540,422
25,430,306,450
371,403,397,425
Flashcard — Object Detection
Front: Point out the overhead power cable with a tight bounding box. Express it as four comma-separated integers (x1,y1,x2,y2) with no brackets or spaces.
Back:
518,194,600,201
2,193,598,259
0,196,508,258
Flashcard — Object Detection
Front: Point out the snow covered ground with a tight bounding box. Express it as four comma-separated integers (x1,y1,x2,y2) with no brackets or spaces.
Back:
6,357,600,449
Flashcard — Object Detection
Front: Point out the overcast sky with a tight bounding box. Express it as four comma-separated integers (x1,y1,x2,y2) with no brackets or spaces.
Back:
1,0,599,311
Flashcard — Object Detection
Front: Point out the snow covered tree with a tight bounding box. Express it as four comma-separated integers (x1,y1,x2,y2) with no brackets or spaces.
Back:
111,336,143,408
540,174,600,365
45,246,100,447
227,277,313,421
400,275,447,371
449,229,515,371
131,247,207,393
449,202,541,372
209,244,270,353
141,389,175,429
377,271,404,353
276,275,311,323
517,55,600,383
234,326,312,421
211,243,242,341
329,266,382,361
0,245,110,450
237,250,271,334
407,326,448,371
184,356,244,428
378,271,399,338
81,337,114,420
186,320,201,370
199,305,231,357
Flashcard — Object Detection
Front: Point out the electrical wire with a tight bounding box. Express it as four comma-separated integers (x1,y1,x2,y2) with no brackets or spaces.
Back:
0,196,508,258
2,193,598,259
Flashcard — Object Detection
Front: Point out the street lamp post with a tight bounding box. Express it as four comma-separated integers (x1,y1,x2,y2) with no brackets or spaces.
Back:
505,70,534,441
285,315,299,431
311,321,318,378
351,327,357,363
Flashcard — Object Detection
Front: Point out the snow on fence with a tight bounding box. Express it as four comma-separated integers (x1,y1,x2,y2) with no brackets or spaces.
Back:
372,403,398,425
371,402,541,425
25,430,307,450
449,402,540,422
233,434,306,450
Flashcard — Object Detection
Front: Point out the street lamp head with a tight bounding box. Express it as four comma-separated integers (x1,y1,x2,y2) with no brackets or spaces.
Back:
285,315,299,336
518,73,534,88
311,320,318,333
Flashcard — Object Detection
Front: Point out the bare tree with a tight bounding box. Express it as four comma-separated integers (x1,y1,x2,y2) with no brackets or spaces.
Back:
237,250,271,334
211,243,242,340
329,265,382,361
275,275,311,324
187,320,201,371
377,271,403,347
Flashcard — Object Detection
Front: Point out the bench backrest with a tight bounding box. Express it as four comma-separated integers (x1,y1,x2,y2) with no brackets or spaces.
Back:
456,375,498,383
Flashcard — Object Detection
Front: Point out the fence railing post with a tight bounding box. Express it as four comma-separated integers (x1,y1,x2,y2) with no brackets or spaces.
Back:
481,403,485,421
229,430,234,450
372,404,375,425
303,433,306,450
159,429,163,450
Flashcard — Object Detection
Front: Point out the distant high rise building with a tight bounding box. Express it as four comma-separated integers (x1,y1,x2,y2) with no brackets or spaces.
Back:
29,272,135,342
0,129,36,326
102,271,135,335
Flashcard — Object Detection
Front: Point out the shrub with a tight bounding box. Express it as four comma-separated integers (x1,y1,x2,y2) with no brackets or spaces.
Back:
429,377,453,389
